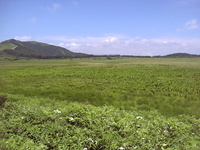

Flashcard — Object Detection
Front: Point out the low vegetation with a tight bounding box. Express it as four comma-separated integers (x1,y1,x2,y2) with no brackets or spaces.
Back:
0,58,200,149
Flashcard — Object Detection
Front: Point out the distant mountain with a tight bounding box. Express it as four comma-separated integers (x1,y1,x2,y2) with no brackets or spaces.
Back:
0,39,199,60
162,53,200,58
0,39,89,59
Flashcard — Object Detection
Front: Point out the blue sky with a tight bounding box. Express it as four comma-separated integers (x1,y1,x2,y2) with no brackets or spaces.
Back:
0,0,200,55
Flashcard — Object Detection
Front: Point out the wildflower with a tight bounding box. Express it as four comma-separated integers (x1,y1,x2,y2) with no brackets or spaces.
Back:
162,144,168,147
21,116,24,119
136,124,140,127
112,122,116,125
69,117,75,121
119,147,125,150
136,116,143,119
88,138,94,143
86,138,94,143
83,148,87,150
54,109,61,113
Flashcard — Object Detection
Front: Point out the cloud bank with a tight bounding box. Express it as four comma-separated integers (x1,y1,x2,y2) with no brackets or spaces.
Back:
44,36,200,56
13,35,200,56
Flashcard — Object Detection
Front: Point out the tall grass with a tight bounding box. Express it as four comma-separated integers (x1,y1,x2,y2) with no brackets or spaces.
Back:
0,58,200,149
0,94,199,149
0,58,199,117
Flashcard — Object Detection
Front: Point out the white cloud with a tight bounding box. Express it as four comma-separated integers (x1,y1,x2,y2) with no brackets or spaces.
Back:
40,35,200,55
103,37,118,43
177,19,200,31
58,43,65,47
66,43,80,47
47,3,62,12
58,42,81,49
14,36,32,41
43,36,122,44
58,42,82,52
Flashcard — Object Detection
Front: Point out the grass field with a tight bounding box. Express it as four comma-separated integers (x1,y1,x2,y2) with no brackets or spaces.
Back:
0,57,200,149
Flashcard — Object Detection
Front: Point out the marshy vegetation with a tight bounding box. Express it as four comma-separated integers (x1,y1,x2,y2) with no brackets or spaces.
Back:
0,57,200,149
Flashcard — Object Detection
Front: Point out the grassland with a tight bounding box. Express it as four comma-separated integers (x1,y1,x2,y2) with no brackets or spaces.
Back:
0,57,200,149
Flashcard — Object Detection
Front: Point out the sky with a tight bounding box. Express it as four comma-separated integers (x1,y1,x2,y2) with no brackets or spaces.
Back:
0,0,200,56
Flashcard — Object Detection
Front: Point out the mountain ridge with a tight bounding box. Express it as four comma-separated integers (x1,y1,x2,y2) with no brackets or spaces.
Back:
0,39,89,59
0,39,199,59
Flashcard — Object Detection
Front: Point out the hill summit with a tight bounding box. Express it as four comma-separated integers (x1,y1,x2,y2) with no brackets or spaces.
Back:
162,53,200,58
0,39,88,59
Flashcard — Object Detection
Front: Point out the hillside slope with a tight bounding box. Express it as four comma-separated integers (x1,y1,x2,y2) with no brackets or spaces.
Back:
0,39,88,58
163,53,200,58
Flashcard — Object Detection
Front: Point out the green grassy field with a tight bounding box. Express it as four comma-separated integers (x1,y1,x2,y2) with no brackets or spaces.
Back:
0,57,200,149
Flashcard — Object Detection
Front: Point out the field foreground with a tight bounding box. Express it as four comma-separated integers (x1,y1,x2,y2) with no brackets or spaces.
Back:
0,57,200,149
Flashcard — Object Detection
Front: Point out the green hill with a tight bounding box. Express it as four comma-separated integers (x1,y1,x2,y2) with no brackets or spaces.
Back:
1,39,199,59
163,53,200,58
0,39,88,59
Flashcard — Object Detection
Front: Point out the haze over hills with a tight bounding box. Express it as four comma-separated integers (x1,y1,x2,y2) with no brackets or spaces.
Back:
0,39,89,59
0,39,199,59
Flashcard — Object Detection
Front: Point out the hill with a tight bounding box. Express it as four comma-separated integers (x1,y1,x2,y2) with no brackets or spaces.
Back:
0,39,89,59
162,53,200,58
0,39,199,59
